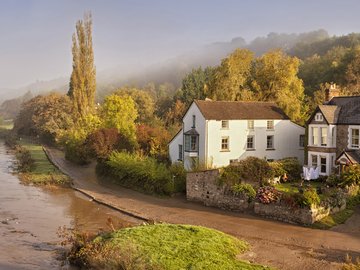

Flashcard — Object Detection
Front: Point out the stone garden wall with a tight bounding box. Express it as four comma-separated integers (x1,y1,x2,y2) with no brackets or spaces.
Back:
186,170,251,212
186,170,347,225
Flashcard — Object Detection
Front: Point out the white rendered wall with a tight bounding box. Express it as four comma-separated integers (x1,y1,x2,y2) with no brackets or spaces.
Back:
182,103,206,170
206,119,305,168
169,130,183,163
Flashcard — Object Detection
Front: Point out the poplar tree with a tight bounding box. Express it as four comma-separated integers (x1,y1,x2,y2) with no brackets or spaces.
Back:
68,12,96,117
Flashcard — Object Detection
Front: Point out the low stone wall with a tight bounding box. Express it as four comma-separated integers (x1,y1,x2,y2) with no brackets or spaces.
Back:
186,170,251,212
187,170,347,225
254,203,327,224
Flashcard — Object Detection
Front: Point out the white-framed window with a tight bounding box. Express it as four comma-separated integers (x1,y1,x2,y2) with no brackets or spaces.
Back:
185,135,198,152
299,135,305,148
178,144,183,160
247,135,255,149
192,115,196,128
267,120,274,130
247,120,254,130
321,127,327,146
267,135,274,149
320,156,327,174
311,127,318,145
351,128,359,148
221,120,229,129
221,136,229,151
315,113,324,122
311,155,317,167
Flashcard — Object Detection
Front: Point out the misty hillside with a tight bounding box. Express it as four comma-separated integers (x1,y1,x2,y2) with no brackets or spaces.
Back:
4,29,360,104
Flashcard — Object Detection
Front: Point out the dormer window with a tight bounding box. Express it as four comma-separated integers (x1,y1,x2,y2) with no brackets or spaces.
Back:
315,113,323,122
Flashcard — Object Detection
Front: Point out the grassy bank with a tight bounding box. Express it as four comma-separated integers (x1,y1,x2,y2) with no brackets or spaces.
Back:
17,139,71,186
312,194,360,229
67,224,271,270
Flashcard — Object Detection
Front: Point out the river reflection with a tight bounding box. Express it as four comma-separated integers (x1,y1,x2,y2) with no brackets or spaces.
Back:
0,141,139,269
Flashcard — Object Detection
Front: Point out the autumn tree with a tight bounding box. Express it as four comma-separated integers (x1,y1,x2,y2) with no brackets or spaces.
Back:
115,87,155,123
250,49,305,123
68,12,96,117
101,94,138,142
209,49,254,101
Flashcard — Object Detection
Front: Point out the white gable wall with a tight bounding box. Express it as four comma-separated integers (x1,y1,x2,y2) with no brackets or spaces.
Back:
182,102,206,170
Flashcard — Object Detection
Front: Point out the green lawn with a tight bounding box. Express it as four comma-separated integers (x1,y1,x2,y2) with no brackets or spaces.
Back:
0,120,13,130
276,181,322,194
18,139,70,186
71,224,272,270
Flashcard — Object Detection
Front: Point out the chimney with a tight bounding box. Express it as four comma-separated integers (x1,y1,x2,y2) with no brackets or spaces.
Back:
325,83,340,103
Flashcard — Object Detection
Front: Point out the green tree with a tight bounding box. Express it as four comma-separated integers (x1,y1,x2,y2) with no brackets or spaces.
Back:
209,49,254,101
179,66,215,105
250,49,305,123
344,46,360,95
101,94,137,141
68,12,96,117
115,87,155,123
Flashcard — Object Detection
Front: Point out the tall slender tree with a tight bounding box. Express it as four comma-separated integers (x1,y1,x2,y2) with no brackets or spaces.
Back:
68,12,96,117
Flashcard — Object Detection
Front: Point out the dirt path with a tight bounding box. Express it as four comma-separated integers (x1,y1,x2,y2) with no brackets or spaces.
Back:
45,147,360,270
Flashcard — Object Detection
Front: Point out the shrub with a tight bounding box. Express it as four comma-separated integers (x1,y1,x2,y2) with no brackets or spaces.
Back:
300,187,321,207
232,183,256,201
169,163,186,193
268,161,286,178
102,151,173,195
276,157,302,181
219,157,273,185
256,186,280,204
15,145,35,172
326,174,340,187
340,165,360,187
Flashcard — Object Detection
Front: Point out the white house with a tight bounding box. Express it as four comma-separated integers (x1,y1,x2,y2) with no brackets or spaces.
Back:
306,84,360,176
169,100,305,170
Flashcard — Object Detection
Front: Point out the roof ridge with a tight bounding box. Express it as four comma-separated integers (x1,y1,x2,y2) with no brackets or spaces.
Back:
195,99,277,104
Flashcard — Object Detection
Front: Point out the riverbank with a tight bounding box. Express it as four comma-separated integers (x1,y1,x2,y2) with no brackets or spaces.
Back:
45,146,360,270
16,139,71,186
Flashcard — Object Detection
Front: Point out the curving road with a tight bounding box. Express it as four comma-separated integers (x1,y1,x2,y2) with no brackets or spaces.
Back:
45,147,360,270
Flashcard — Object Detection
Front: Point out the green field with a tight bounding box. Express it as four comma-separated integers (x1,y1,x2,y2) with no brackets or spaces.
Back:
70,224,271,270
18,139,70,186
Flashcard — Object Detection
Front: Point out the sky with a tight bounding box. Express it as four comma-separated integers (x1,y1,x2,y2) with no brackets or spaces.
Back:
1,0,360,89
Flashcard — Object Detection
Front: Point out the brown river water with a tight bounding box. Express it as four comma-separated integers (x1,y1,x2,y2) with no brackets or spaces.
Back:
0,141,139,269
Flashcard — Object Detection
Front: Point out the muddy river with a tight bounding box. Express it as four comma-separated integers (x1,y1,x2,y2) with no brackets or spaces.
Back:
0,141,139,269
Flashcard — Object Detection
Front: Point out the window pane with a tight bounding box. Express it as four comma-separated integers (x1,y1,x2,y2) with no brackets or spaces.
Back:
311,155,317,167
247,120,254,130
267,135,274,149
321,127,327,146
267,120,274,130
221,120,229,129
320,157,327,173
352,129,359,147
178,145,183,160
312,127,318,145
247,136,254,149
221,137,229,150
299,135,305,147
191,136,197,151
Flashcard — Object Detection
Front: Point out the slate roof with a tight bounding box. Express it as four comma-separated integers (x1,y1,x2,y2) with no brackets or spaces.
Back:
327,96,360,125
194,100,289,120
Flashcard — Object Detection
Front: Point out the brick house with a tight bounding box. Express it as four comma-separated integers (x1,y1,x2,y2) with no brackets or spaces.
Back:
306,84,360,175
